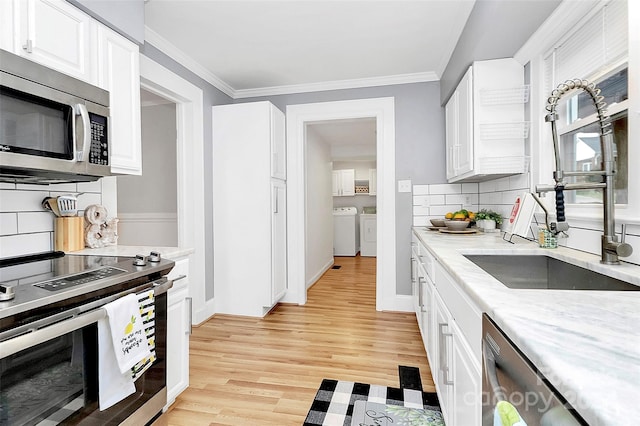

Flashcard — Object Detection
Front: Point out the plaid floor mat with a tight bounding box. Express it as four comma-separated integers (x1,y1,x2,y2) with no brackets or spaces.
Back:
303,379,441,426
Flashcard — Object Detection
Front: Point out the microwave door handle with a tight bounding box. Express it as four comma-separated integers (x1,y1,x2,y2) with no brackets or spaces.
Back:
75,103,91,162
483,341,506,402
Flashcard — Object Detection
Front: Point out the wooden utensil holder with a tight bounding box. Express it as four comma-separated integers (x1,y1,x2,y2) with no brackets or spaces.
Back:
54,217,85,251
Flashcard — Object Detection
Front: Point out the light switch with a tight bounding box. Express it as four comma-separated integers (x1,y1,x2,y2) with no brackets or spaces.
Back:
398,179,412,193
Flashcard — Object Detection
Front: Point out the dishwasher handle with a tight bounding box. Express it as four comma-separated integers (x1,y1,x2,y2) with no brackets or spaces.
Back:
483,336,506,402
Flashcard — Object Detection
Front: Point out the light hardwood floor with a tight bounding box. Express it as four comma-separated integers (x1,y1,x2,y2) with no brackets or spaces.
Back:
154,255,434,425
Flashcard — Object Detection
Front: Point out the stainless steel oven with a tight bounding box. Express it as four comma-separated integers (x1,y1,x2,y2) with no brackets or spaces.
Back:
0,251,175,425
481,314,586,425
0,49,110,184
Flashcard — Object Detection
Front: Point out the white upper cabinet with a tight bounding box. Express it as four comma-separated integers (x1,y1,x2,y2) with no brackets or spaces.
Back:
368,168,377,195
332,169,355,196
2,0,98,84
97,25,142,175
446,58,529,182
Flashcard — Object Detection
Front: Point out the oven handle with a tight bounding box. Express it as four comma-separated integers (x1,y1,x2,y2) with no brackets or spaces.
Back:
0,277,174,355
0,307,105,358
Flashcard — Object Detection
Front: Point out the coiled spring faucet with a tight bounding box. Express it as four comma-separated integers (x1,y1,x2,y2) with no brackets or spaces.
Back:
535,79,632,264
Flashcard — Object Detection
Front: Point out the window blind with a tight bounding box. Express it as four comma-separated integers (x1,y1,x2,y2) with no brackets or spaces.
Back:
544,0,628,91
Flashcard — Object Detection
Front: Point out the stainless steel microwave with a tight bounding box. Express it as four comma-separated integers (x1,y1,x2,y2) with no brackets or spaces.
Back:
0,49,111,184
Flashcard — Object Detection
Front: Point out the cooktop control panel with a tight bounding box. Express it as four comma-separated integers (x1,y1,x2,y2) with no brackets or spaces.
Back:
34,266,126,291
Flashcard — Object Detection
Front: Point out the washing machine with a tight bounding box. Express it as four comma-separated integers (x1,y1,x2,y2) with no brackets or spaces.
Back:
333,207,359,256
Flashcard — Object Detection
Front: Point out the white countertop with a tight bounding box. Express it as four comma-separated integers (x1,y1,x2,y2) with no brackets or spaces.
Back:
68,245,194,260
413,227,640,426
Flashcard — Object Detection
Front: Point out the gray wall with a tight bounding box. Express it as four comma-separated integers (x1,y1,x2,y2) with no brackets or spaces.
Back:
117,103,177,214
440,0,561,105
238,81,445,295
141,43,234,300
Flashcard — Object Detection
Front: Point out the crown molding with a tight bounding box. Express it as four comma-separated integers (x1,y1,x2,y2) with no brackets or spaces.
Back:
233,72,439,99
514,0,600,65
144,26,235,98
144,26,438,99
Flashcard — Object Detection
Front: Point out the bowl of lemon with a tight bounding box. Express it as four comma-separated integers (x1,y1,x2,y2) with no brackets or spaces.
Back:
444,210,475,231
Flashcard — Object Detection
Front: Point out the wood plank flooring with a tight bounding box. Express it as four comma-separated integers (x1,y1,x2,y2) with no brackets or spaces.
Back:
154,255,434,425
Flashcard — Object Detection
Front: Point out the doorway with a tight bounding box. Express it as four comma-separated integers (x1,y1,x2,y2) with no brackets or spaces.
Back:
285,97,396,311
116,88,178,246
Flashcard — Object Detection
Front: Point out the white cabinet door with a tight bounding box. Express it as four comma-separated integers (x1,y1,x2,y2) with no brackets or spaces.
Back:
332,169,355,196
97,25,142,175
166,258,190,407
452,323,481,426
10,0,97,83
271,180,287,304
368,168,377,195
434,291,454,425
445,92,458,181
456,67,473,176
270,104,286,180
166,285,189,406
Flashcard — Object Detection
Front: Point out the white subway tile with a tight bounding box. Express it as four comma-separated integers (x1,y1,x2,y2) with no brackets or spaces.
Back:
445,194,473,204
496,177,511,191
0,183,16,190
461,183,479,193
0,213,18,236
18,212,54,233
431,205,458,216
413,195,429,206
0,232,51,258
46,183,78,192
77,180,102,193
509,173,529,190
479,180,496,193
413,206,430,216
77,193,102,210
413,216,429,227
429,194,446,205
429,183,461,195
0,190,50,213
413,185,429,195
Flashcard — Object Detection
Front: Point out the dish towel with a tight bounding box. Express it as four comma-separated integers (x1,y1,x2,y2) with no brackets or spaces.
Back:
131,289,156,381
494,400,528,426
98,293,151,410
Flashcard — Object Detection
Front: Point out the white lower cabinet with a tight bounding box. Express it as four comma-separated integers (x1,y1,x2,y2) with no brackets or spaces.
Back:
413,231,481,425
166,257,191,408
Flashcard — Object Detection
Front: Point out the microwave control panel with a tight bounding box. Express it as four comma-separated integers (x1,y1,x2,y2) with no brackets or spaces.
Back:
89,114,108,165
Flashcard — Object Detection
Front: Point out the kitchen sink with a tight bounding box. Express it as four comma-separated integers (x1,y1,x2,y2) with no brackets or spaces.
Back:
464,254,640,291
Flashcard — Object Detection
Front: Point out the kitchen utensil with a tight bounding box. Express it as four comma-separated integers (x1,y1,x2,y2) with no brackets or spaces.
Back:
57,195,78,217
42,197,61,217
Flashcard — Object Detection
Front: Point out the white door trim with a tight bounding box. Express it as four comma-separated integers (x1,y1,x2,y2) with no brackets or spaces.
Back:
285,97,396,311
139,55,211,324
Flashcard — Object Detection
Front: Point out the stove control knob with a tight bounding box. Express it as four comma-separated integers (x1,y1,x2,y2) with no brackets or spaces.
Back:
148,251,161,262
133,255,147,266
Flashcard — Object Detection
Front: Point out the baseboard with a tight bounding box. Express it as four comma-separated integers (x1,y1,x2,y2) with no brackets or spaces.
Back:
193,297,216,326
307,258,334,289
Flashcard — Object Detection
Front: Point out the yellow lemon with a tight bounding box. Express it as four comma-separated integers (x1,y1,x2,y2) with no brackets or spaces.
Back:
445,212,454,219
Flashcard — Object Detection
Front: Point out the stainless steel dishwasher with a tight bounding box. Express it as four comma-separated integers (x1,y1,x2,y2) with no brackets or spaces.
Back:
481,314,586,425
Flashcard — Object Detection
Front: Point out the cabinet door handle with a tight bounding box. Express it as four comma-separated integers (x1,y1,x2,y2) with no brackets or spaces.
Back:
411,258,416,283
438,322,454,386
22,39,33,53
418,277,425,308
185,297,192,335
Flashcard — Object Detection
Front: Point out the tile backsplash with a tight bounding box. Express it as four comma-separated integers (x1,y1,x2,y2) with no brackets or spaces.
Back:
0,180,104,258
412,173,530,227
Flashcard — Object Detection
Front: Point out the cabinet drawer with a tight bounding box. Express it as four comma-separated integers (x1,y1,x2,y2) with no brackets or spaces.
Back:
435,263,481,364
418,244,435,281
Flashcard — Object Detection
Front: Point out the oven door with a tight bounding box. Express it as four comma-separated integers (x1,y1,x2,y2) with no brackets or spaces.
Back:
0,278,170,426
481,314,584,425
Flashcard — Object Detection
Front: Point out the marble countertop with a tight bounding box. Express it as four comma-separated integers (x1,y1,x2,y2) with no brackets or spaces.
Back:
413,227,640,426
68,245,194,260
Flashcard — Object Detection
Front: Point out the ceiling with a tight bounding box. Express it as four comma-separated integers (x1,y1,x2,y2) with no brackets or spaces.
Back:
143,0,476,98
308,118,377,161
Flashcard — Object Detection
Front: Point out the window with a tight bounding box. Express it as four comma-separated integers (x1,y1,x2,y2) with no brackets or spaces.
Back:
543,0,629,207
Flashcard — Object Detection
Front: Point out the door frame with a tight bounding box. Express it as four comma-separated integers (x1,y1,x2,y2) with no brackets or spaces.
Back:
139,55,212,324
285,97,396,311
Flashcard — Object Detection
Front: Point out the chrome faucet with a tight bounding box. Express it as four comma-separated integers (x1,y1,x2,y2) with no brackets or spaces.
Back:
535,79,632,264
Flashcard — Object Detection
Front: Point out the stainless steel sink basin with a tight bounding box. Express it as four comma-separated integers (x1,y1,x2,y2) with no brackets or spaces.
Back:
464,255,640,291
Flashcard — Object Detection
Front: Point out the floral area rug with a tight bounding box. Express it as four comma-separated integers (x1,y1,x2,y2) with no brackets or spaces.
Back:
303,379,443,426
